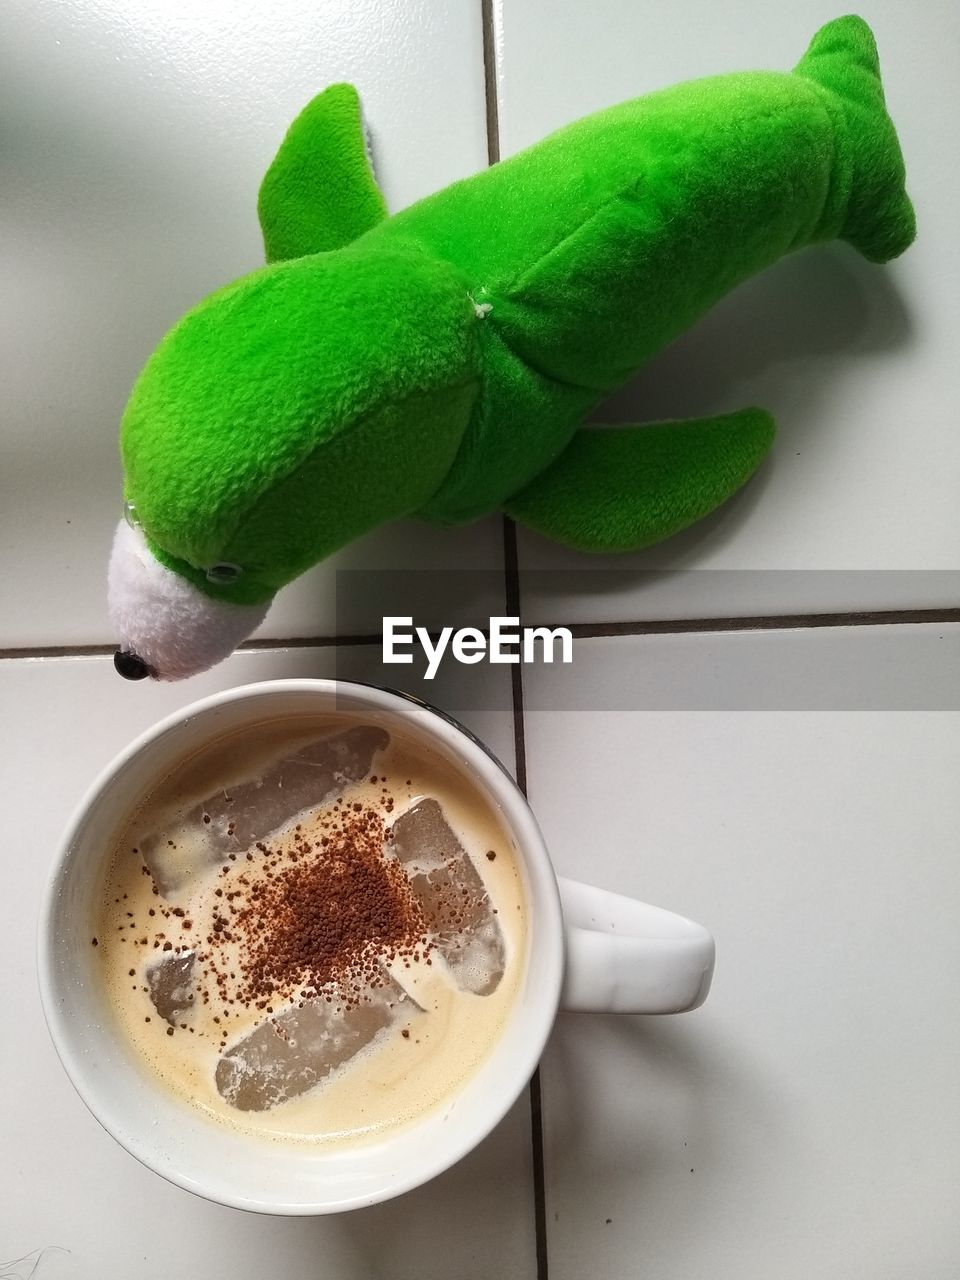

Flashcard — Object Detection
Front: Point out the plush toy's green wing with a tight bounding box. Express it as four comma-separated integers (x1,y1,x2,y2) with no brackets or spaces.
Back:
258,83,387,262
502,408,775,551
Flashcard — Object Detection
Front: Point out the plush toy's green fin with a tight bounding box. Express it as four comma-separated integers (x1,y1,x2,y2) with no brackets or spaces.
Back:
794,15,915,263
258,83,387,263
501,408,775,552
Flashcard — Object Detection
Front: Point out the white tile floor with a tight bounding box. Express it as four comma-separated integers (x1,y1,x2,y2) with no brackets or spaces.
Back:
2,2,959,1277
524,632,960,1278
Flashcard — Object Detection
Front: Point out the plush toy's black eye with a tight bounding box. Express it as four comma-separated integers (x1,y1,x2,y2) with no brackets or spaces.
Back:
114,650,153,680
205,562,243,583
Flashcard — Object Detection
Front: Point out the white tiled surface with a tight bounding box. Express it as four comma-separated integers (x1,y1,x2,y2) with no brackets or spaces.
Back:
524,628,960,1279
0,0,494,647
494,0,960,618
4,2,960,1277
519,621,960,711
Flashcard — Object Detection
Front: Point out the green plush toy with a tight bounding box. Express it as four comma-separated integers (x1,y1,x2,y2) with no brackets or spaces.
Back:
109,15,915,680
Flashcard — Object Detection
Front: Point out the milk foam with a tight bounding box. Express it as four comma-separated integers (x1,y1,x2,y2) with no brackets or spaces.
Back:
97,716,526,1147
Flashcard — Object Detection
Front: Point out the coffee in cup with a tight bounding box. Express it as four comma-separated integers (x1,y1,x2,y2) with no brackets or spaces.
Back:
94,712,526,1146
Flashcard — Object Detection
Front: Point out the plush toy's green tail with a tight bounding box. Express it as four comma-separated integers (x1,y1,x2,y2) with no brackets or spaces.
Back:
794,15,915,263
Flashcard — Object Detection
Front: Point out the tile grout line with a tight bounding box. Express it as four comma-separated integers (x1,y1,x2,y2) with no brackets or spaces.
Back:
482,0,547,1269
503,524,528,798
505,518,549,1280
564,607,960,638
481,0,501,166
0,634,384,661
3,608,958,663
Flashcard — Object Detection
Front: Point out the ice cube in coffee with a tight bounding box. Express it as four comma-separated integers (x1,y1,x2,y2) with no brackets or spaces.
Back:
390,799,506,996
146,951,196,1024
216,974,418,1112
137,726,388,896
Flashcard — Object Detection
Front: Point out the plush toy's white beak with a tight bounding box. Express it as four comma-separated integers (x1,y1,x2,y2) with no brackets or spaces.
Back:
107,521,269,681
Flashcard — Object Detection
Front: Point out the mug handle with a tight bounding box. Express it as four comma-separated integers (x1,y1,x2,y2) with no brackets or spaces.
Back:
558,878,716,1014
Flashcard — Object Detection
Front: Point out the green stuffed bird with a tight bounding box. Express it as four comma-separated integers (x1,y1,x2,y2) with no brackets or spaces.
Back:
109,14,915,680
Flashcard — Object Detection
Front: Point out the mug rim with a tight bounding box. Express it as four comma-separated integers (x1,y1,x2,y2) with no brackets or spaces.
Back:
37,678,565,1214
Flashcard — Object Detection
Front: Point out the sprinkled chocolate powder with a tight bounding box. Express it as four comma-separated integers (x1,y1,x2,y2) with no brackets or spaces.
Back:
228,806,428,1008
113,773,479,1045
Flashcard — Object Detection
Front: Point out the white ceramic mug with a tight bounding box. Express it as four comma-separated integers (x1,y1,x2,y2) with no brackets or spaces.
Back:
38,679,715,1214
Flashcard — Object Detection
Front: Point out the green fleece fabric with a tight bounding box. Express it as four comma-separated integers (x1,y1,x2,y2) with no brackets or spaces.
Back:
502,410,776,552
119,15,914,607
125,244,479,603
258,83,387,262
